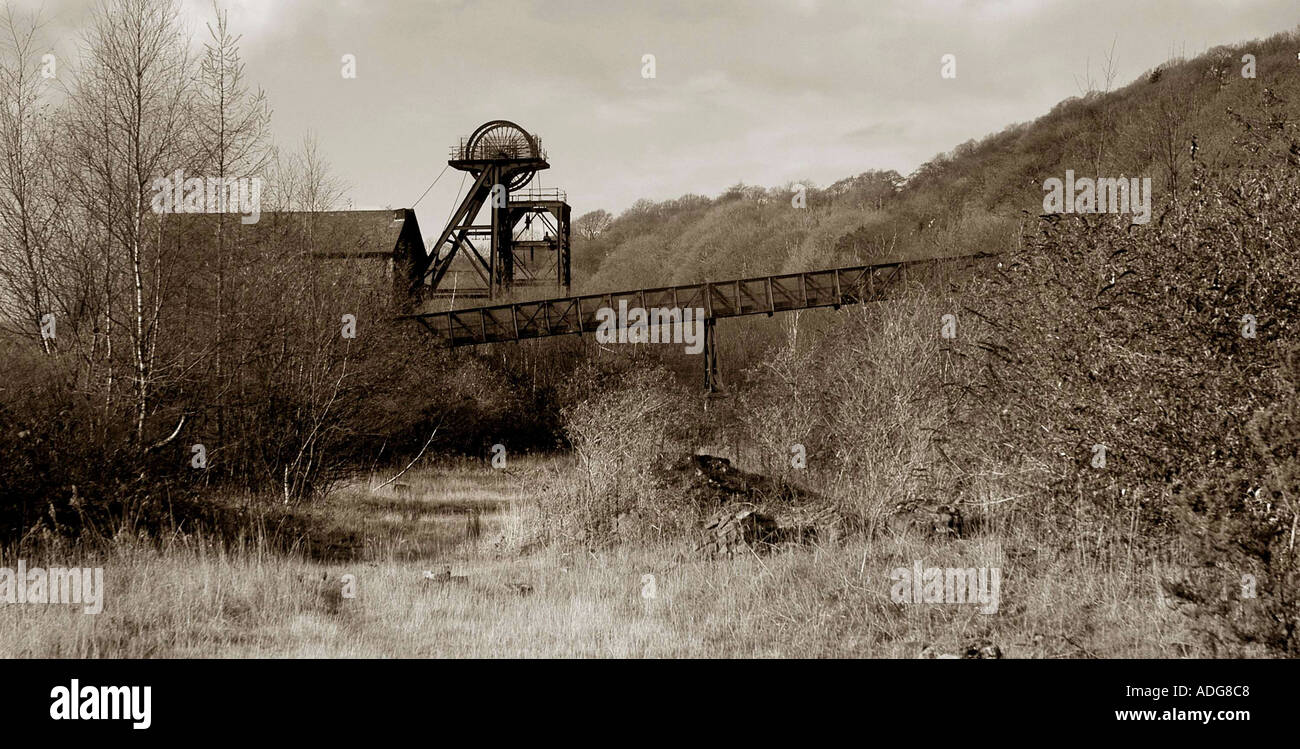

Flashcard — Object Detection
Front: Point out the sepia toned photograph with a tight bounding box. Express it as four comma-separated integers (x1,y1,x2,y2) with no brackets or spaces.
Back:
0,1,1297,726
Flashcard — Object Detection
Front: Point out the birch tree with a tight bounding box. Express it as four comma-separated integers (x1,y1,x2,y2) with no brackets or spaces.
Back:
68,0,194,451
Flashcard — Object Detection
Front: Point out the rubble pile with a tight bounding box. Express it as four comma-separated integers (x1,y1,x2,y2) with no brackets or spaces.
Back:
657,454,849,558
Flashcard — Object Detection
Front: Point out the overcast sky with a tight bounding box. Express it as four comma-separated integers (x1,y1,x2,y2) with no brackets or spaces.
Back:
19,0,1300,240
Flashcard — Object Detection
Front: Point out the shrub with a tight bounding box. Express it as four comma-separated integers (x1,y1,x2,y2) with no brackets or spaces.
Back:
554,363,698,539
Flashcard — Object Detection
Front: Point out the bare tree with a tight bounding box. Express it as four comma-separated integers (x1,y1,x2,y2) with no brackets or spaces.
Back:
1072,36,1121,175
67,0,195,449
0,8,59,354
195,1,271,455
268,131,347,213
1139,89,1199,207
574,209,612,240
1093,36,1119,174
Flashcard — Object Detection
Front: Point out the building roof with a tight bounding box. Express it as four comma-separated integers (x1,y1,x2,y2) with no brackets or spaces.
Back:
155,208,424,261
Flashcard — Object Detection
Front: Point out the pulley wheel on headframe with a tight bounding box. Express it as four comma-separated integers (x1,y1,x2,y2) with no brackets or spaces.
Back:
465,120,540,191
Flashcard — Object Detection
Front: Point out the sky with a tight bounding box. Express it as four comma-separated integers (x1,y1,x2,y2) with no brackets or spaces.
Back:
15,0,1300,242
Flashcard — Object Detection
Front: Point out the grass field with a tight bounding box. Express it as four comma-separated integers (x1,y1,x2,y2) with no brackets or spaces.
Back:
0,455,1209,658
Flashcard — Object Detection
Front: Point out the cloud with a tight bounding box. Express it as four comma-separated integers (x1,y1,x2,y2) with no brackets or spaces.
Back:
16,0,1298,223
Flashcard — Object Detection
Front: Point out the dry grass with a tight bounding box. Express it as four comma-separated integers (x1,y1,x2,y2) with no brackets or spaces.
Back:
0,455,1201,658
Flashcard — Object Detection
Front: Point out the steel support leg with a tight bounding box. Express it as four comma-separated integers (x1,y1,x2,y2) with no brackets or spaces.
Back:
704,317,722,394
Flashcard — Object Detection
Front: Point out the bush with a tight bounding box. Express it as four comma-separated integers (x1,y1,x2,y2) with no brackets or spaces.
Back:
552,362,699,539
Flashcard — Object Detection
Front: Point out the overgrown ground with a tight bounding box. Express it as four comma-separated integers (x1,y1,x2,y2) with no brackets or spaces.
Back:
0,454,1215,658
